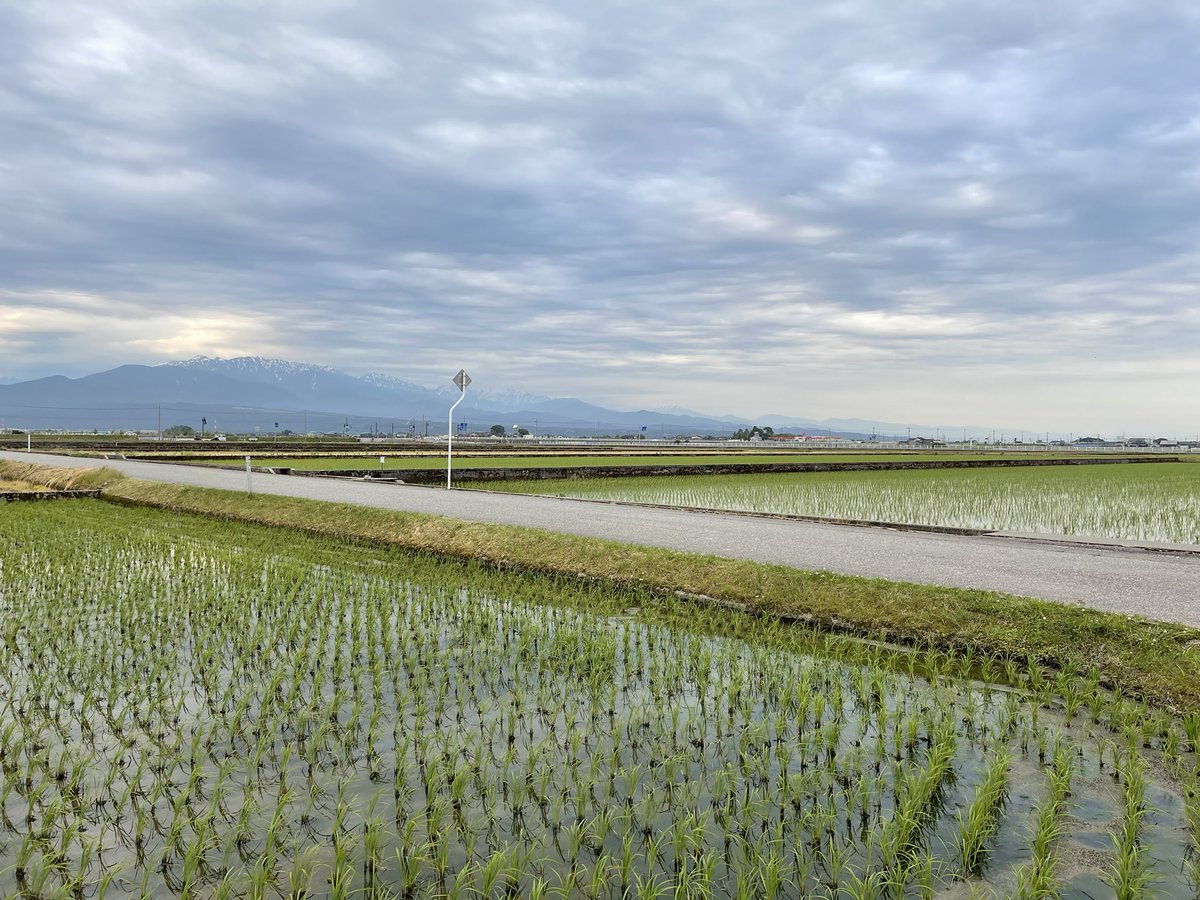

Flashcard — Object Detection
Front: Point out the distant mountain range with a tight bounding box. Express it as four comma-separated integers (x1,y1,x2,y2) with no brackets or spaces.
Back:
0,355,1026,440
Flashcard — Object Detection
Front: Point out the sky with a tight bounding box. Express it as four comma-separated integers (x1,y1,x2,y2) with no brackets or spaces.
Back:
1,1,1198,435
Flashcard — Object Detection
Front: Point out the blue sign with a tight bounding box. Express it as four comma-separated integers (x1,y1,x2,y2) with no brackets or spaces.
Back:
641,425,648,432
457,422,468,432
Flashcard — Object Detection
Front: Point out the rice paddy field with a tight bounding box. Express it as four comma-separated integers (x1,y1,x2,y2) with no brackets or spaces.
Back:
488,462,1200,545
2,501,1199,897
194,452,1090,472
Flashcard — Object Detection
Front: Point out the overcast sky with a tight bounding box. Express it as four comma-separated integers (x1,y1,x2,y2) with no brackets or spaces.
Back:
2,1,1198,434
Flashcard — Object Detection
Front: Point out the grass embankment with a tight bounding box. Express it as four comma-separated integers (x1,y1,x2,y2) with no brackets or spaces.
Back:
6,459,1199,713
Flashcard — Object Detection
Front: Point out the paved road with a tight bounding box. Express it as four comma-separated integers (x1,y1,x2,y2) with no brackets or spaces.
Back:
6,450,1200,627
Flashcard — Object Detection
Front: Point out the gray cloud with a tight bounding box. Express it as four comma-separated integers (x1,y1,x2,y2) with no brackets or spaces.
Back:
1,0,1199,433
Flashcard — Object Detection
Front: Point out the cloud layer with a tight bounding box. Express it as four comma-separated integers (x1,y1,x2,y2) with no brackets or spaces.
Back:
2,0,1199,433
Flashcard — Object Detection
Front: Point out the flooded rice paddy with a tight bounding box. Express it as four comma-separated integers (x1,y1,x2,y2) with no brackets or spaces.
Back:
487,463,1200,545
0,501,1197,897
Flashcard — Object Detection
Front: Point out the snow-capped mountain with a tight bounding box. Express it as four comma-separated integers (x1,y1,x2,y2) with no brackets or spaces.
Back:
0,355,962,438
158,356,433,412
162,356,345,392
360,372,430,393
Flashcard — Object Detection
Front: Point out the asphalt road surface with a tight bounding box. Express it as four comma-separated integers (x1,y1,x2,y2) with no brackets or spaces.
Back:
6,450,1200,628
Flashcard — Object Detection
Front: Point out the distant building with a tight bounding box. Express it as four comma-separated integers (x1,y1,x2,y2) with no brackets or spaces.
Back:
766,434,843,443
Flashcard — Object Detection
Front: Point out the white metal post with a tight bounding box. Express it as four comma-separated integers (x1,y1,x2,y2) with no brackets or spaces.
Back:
447,370,470,489
447,391,463,489
245,455,252,494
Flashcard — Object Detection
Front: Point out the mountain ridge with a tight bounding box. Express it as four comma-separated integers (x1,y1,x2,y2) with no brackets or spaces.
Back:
0,355,1045,440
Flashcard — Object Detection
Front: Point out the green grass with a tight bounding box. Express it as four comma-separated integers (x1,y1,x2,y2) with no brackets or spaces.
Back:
487,462,1200,544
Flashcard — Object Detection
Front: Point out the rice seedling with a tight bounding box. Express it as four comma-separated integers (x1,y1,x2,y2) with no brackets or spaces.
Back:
0,500,1194,897
1102,746,1159,899
1013,742,1073,899
955,746,1013,877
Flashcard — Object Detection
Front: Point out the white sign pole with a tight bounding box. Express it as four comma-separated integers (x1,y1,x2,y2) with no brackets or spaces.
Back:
245,455,252,494
447,370,471,489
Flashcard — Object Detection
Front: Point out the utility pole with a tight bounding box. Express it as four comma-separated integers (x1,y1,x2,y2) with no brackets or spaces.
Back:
157,405,161,441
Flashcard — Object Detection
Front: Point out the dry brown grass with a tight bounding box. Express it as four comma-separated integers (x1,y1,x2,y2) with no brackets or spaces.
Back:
0,461,123,491
0,479,48,492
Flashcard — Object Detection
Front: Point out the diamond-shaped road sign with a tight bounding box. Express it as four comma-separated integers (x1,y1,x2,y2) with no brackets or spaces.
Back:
452,370,472,391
